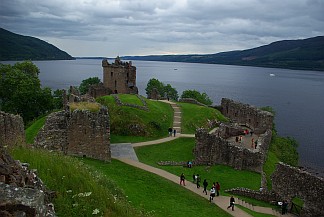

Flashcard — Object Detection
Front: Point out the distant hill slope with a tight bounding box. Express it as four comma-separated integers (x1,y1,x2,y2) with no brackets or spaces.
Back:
124,36,324,71
0,28,74,61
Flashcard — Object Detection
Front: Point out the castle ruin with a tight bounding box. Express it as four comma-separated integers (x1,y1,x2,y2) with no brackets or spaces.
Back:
193,98,273,173
102,57,138,94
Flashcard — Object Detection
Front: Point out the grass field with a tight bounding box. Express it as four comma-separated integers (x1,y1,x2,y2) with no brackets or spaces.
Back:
83,158,232,217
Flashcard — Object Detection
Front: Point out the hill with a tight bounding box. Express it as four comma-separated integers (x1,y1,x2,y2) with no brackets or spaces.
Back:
123,36,324,71
0,28,74,61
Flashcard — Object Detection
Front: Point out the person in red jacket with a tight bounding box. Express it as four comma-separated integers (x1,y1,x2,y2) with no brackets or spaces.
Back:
216,182,220,196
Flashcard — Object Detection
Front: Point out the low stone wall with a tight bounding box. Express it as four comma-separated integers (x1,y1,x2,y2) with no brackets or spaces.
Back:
0,147,55,216
34,106,111,162
214,122,245,139
225,187,281,203
157,161,187,166
179,98,207,106
0,111,25,147
221,98,273,134
113,94,148,111
272,162,324,217
194,129,264,173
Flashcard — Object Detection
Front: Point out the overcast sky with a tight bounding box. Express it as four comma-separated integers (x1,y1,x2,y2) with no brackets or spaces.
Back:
1,0,324,57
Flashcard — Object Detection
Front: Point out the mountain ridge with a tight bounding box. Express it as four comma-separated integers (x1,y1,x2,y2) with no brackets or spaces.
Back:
123,36,324,71
0,28,74,61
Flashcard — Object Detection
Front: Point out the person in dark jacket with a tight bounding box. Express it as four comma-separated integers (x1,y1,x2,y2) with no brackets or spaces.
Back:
227,196,235,211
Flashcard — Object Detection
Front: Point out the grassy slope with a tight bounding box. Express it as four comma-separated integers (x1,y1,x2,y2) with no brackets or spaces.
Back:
237,205,276,217
179,102,227,134
135,138,261,194
97,95,173,143
10,148,143,217
83,158,231,217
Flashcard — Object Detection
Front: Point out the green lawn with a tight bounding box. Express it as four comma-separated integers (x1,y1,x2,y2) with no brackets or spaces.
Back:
97,95,173,143
178,102,227,134
135,138,262,194
118,94,145,106
83,158,232,217
237,205,276,217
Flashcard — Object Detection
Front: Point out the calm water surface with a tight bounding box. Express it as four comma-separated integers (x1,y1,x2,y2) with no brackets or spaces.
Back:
3,59,324,173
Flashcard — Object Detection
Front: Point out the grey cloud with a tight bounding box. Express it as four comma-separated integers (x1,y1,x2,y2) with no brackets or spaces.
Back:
0,0,323,56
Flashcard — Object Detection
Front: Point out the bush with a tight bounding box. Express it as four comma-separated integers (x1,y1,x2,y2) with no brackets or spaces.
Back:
181,90,212,105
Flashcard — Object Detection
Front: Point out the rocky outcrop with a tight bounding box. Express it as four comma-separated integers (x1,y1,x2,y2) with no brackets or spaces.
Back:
0,147,55,216
0,111,25,147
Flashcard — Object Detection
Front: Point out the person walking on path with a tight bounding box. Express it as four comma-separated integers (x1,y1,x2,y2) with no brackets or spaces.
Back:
173,129,176,137
251,138,254,148
196,174,201,188
227,196,235,211
281,200,288,215
215,182,220,196
180,173,185,186
168,127,172,137
203,179,208,195
209,187,216,202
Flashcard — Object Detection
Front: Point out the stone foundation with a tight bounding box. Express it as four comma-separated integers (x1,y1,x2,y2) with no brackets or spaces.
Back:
0,111,25,147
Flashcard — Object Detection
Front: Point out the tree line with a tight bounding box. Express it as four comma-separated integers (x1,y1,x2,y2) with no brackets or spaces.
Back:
0,61,213,124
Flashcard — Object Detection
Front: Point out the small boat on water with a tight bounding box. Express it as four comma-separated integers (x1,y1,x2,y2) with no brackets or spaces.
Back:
174,68,178,70
269,73,275,77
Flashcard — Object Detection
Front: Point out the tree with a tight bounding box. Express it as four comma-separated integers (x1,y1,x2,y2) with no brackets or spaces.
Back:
181,89,213,105
79,77,101,95
145,78,178,101
164,84,178,101
0,62,53,123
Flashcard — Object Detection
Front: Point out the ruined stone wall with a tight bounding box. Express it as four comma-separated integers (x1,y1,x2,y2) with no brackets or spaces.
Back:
194,129,264,173
179,98,207,107
88,83,112,98
34,111,68,152
221,98,273,134
102,58,138,94
225,188,281,203
67,107,110,161
34,106,111,162
0,111,25,147
271,163,324,217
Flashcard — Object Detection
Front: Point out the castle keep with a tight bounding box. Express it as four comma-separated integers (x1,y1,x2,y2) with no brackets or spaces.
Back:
102,57,138,94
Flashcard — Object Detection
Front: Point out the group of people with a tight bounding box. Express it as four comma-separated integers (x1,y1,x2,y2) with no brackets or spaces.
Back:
180,173,234,209
168,127,176,137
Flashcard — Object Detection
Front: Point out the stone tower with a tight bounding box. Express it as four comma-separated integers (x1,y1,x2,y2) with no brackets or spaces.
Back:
102,56,138,94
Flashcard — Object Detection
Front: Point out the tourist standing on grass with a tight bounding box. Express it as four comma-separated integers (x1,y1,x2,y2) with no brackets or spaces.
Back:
196,174,201,188
180,173,185,186
203,179,208,195
227,196,235,211
216,182,220,196
282,200,288,215
209,187,216,202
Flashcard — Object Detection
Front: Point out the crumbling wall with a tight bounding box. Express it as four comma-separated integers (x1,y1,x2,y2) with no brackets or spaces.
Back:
193,129,264,173
0,147,55,216
34,111,68,152
221,98,273,134
88,83,111,98
272,163,324,217
67,107,110,161
0,111,25,147
34,106,111,162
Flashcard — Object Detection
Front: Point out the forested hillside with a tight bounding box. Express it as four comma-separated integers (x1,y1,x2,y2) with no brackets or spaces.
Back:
0,28,74,61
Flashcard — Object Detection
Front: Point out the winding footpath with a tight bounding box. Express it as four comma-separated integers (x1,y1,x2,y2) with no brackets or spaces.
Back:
112,100,294,217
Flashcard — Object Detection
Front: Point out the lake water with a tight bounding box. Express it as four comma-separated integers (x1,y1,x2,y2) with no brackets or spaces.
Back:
3,59,324,173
